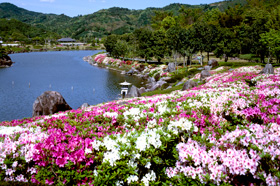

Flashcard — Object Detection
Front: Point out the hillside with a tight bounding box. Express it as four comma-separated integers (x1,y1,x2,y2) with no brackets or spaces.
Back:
0,1,247,39
0,18,59,42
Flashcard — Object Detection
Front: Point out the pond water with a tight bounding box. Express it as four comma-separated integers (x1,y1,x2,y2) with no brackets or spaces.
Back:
0,50,142,122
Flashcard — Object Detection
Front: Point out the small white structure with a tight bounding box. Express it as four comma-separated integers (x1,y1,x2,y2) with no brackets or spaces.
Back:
119,81,131,99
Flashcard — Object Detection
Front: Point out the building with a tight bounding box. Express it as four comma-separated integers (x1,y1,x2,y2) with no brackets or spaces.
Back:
57,38,85,46
57,38,76,42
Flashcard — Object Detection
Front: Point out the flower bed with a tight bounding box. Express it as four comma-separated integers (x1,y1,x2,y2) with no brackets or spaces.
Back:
1,66,280,185
93,54,170,78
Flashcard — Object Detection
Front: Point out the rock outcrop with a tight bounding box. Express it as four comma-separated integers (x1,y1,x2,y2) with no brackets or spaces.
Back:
126,85,141,98
182,80,198,91
259,64,274,74
200,70,211,81
32,91,72,117
167,62,176,72
0,55,14,67
208,59,218,68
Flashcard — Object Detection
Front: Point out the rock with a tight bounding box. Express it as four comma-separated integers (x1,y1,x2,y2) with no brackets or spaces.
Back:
167,62,176,72
0,55,14,67
118,101,129,105
197,67,204,71
160,77,171,81
79,103,90,109
157,80,167,87
204,65,212,71
126,67,136,75
259,63,274,74
229,68,234,71
121,71,126,75
148,77,156,83
125,85,141,98
166,86,172,89
208,59,218,68
182,80,198,91
154,73,161,81
148,84,161,92
139,87,146,94
32,91,72,117
136,64,145,72
146,77,156,89
160,76,173,83
200,70,211,81
176,81,185,86
140,73,149,80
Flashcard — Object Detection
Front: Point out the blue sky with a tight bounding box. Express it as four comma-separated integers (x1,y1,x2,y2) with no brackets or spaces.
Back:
0,0,220,17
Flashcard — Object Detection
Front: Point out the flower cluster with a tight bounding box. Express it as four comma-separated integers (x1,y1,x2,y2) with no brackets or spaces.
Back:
94,54,125,67
0,65,280,185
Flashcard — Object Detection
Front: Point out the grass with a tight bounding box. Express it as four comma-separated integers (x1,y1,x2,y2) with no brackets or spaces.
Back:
142,84,184,96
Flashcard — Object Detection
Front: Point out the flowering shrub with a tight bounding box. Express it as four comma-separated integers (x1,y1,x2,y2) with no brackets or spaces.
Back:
0,66,280,185
93,54,125,67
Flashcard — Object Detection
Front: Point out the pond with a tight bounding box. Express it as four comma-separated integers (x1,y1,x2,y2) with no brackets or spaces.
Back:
0,50,142,122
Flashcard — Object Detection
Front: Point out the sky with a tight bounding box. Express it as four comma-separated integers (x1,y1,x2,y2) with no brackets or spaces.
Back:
0,0,220,17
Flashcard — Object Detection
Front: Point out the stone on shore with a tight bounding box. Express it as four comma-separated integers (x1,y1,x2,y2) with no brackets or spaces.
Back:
32,91,72,117
125,85,141,98
0,55,14,67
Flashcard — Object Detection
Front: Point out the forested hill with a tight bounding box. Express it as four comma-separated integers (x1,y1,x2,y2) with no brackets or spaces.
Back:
0,1,248,40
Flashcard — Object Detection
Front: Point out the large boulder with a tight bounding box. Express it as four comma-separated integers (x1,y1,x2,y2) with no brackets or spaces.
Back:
259,63,274,74
208,59,218,68
182,80,198,91
32,91,72,117
200,70,211,81
167,62,176,72
0,55,14,67
126,85,141,98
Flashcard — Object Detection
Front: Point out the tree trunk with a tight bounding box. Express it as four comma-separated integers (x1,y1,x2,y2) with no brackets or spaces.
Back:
187,56,191,66
225,55,228,62
207,51,210,62
200,52,203,66
260,54,265,63
183,56,186,67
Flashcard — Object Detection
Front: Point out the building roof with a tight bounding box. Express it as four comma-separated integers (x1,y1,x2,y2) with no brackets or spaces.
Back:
57,38,76,42
119,81,131,86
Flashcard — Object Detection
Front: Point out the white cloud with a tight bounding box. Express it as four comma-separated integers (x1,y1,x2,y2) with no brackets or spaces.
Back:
40,0,55,2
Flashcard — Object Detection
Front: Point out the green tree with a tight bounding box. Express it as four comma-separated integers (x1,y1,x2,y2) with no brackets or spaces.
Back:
192,22,219,62
114,40,128,59
180,27,199,66
134,27,154,62
214,28,241,62
104,34,118,57
260,29,280,63
153,30,168,62
166,24,184,66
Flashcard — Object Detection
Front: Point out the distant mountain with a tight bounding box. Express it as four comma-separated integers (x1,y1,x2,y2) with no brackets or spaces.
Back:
0,1,248,40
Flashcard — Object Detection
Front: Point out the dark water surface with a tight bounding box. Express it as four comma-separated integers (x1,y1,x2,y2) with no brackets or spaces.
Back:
0,50,142,122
